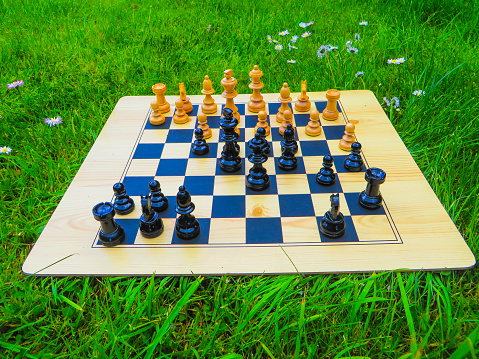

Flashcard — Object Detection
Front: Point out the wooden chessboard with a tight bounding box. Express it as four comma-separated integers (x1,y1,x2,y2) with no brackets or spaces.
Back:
22,90,476,275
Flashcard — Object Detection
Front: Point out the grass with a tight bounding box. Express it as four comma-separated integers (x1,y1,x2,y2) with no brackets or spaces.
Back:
1,0,478,357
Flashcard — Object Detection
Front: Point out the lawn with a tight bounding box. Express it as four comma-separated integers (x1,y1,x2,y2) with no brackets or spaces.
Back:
1,0,478,357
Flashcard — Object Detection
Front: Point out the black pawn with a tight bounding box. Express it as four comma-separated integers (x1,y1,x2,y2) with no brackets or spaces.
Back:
93,202,126,247
149,180,169,213
139,195,164,238
278,124,298,171
256,126,271,155
112,182,135,215
316,155,336,186
191,128,209,155
359,168,386,210
247,133,270,191
175,186,200,240
219,108,242,173
344,142,364,172
319,193,346,239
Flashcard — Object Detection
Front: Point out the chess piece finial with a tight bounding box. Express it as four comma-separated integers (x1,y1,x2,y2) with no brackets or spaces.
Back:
192,128,210,156
359,168,386,210
93,202,126,247
316,155,336,186
322,89,341,121
173,98,189,124
254,110,270,136
112,182,135,215
152,83,170,113
201,75,217,114
175,186,201,240
305,109,321,136
178,83,193,113
295,80,311,112
279,109,294,136
248,65,265,112
276,83,292,123
149,180,169,213
319,193,346,238
197,110,212,139
339,123,356,151
344,142,364,172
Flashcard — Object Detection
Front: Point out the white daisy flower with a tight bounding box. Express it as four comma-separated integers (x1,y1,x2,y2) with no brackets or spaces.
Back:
279,30,290,36
359,20,368,26
347,47,359,54
287,59,297,63
413,90,426,96
346,40,353,48
275,44,283,51
272,39,279,43
299,22,307,28
267,35,272,43
44,116,63,127
0,146,12,154
301,32,311,38
387,57,406,64
355,33,360,41
288,43,298,50
291,35,299,43
355,71,365,78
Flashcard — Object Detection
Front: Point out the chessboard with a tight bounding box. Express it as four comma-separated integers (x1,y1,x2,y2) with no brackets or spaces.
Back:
22,90,475,275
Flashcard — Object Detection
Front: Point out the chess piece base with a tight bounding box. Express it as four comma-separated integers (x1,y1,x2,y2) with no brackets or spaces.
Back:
294,100,311,112
248,100,266,113
99,225,125,247
176,214,201,240
173,114,189,124
359,191,383,210
246,168,270,191
305,123,321,136
150,114,165,126
339,140,353,151
344,158,364,172
320,212,346,238
201,102,217,114
322,109,339,121
140,213,164,238
113,197,135,215
278,157,298,171
158,103,170,113
316,171,336,186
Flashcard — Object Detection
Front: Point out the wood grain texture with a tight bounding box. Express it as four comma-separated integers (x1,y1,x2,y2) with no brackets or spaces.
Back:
22,90,476,275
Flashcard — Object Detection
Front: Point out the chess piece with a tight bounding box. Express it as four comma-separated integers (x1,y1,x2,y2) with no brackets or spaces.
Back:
201,75,217,114
305,109,321,136
191,128,210,155
256,127,270,155
149,180,169,213
175,186,200,240
319,193,346,239
221,69,240,122
316,155,336,186
278,124,298,171
152,83,170,113
339,123,356,151
295,80,311,112
279,109,294,136
179,83,193,113
92,202,126,247
248,65,265,112
359,168,386,210
219,108,242,172
173,98,189,124
112,182,135,215
139,195,164,238
344,142,364,172
246,133,270,191
254,110,270,136
149,100,166,125
322,89,340,121
276,83,292,123
197,111,212,139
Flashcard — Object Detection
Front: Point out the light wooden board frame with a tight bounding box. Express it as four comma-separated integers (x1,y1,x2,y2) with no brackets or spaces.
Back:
22,90,476,275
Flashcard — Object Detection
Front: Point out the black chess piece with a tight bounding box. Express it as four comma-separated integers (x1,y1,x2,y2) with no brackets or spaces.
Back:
92,202,126,246
175,186,200,240
219,108,242,173
139,195,164,238
344,142,364,172
319,193,346,238
191,128,210,155
278,124,298,171
256,126,271,155
316,155,336,186
112,182,135,215
246,133,270,191
149,180,169,213
359,168,386,210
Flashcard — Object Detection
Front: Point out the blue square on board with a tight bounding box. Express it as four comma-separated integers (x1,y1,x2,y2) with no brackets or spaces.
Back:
274,156,306,175
299,140,330,157
156,159,188,176
133,143,164,159
183,176,215,196
215,158,246,175
279,194,315,217
166,129,194,143
344,192,386,216
246,217,283,244
244,141,273,158
171,218,210,245
211,195,245,218
317,216,358,243
323,126,347,140
245,174,277,195
236,103,245,115
195,115,221,129
103,218,140,245
294,113,311,127
189,143,218,159
159,196,178,218
334,155,366,173
315,101,341,113
144,116,172,130
268,102,292,114
122,177,153,196
307,174,343,194
245,115,267,128
271,127,299,142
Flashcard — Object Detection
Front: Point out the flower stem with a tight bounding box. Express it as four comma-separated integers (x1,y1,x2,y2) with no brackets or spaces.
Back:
388,65,394,98
326,54,337,88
